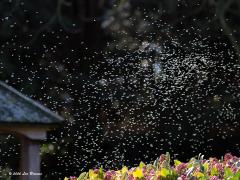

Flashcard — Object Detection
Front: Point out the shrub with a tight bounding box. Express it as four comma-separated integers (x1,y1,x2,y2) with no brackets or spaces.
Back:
64,153,240,180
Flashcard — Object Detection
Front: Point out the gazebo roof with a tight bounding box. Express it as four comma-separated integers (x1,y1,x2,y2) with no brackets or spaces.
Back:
0,81,63,125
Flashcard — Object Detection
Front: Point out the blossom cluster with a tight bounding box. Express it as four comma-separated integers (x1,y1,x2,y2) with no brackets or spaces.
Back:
64,153,240,180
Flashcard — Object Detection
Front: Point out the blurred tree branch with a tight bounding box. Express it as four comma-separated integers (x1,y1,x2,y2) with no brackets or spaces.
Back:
216,0,240,63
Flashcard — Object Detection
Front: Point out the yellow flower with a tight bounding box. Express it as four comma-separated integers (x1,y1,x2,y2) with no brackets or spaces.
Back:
133,167,144,179
64,177,68,180
193,171,204,178
159,168,170,177
89,169,98,180
121,166,128,174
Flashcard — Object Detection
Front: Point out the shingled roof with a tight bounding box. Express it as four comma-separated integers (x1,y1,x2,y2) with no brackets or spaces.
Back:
0,81,63,125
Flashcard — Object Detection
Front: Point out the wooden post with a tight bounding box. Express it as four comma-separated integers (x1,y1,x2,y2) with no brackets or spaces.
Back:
20,136,41,180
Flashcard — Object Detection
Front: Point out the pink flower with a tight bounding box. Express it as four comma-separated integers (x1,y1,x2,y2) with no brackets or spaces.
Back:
178,175,189,180
94,169,99,174
176,163,187,174
104,171,112,180
142,166,147,174
210,176,218,180
215,163,224,174
227,161,234,167
128,174,134,180
70,176,77,180
210,158,218,165
224,153,233,162
104,171,116,180
159,154,166,163
146,171,155,180
231,166,238,174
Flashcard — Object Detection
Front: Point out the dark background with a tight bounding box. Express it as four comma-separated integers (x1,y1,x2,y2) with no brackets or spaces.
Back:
0,0,239,179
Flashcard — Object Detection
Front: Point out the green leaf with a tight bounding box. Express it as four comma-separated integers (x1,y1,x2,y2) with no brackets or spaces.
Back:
166,152,171,168
235,171,240,177
224,167,233,179
211,166,218,176
78,172,87,180
232,171,240,180
153,158,159,170
194,172,204,179
203,162,209,173
187,162,193,169
139,161,145,168
99,166,104,179
160,168,170,177
121,172,128,180
174,160,181,166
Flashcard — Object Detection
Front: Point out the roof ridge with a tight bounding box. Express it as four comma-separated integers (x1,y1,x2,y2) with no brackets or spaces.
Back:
0,81,64,122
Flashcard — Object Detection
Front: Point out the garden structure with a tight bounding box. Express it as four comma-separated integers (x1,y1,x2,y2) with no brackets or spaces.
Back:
0,81,63,180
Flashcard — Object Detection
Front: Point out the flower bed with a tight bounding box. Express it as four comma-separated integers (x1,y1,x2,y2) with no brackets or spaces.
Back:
64,153,240,180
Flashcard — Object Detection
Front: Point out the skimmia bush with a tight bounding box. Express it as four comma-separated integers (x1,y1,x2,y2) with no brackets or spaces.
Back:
64,153,240,180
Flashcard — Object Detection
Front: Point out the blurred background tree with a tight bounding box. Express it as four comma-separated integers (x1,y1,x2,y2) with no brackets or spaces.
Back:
0,0,239,179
